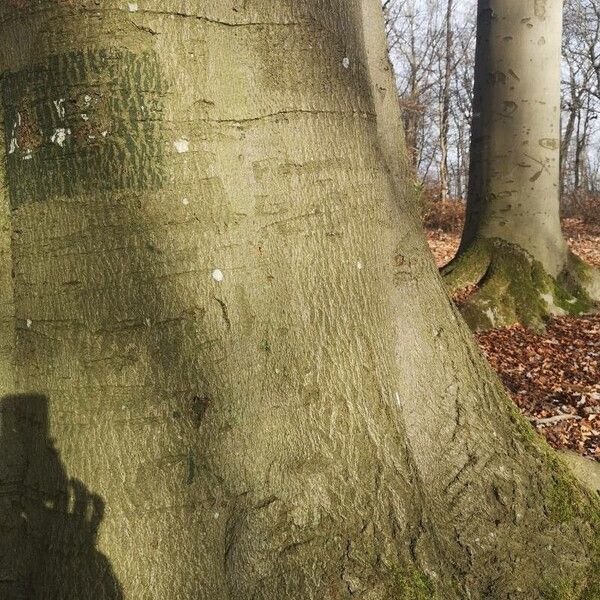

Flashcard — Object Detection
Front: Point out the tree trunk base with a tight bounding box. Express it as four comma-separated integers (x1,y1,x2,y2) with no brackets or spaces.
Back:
441,239,599,331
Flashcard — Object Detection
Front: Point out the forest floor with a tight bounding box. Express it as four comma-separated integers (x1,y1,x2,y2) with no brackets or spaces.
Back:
427,219,600,461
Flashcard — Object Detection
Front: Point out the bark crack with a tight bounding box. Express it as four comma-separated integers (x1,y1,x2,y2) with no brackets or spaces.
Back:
196,109,376,126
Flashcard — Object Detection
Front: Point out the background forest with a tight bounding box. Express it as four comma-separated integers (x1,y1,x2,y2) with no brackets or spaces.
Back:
384,0,600,461
385,0,600,218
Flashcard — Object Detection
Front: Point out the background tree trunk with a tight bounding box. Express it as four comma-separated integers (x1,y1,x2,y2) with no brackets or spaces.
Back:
444,0,600,331
0,0,598,598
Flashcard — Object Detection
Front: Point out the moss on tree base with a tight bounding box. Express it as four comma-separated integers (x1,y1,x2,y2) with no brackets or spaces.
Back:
514,411,600,599
442,238,598,331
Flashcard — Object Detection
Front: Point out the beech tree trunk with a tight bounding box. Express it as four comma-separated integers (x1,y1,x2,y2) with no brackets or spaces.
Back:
444,0,600,331
0,0,598,599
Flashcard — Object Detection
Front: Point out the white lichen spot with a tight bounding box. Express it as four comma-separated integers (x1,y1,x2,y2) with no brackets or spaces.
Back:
540,292,566,315
182,198,189,205
51,127,71,147
127,1,138,11
101,130,109,138
26,319,32,328
174,137,190,153
81,113,89,121
8,117,20,154
8,136,18,155
214,512,219,519
53,99,66,120
540,292,554,307
211,268,224,282
342,57,350,69
22,150,33,161
484,308,496,327
83,94,92,107
356,261,363,270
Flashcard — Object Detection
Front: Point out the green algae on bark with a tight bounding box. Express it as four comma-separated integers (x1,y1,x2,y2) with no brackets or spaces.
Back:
392,568,436,600
1,49,165,208
506,405,600,598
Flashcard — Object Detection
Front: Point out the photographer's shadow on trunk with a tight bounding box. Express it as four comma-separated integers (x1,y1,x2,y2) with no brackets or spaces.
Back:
0,395,123,599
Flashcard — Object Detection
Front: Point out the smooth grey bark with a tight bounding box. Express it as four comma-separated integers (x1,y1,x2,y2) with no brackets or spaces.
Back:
0,0,597,598
464,0,566,272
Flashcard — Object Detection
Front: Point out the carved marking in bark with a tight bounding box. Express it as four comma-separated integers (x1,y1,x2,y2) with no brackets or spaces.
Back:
502,101,518,117
534,0,547,19
488,72,507,85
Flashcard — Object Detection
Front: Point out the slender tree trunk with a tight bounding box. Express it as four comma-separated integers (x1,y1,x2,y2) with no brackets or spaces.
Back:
0,1,598,598
577,95,594,195
404,24,421,175
438,0,454,202
456,118,466,200
444,0,600,331
560,96,577,199
575,109,584,191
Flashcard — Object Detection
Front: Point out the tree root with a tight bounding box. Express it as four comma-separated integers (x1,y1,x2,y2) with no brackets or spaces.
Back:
442,238,598,331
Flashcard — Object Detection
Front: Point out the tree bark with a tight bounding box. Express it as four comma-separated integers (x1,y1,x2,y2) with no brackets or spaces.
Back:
362,0,410,196
0,0,598,598
444,0,600,331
